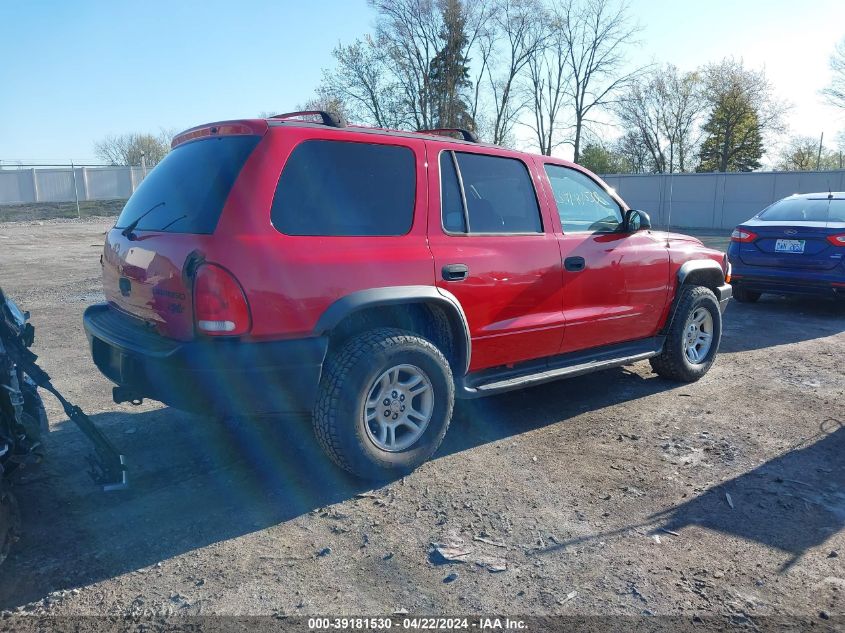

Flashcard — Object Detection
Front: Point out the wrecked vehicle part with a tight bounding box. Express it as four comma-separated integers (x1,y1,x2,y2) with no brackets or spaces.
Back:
0,285,127,564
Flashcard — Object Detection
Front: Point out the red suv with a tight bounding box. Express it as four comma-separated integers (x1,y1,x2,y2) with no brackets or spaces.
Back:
84,112,732,479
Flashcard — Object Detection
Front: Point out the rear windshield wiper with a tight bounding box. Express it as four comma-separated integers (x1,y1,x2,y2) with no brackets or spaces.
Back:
121,201,166,239
158,214,187,232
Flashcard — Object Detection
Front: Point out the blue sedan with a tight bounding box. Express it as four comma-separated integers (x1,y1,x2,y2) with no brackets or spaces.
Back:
727,192,845,302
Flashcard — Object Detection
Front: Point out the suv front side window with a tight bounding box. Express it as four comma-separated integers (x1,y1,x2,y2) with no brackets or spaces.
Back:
544,164,623,233
440,151,543,234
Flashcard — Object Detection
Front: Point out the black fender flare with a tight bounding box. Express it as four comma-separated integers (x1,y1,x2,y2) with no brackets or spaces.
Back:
677,259,724,287
314,286,472,374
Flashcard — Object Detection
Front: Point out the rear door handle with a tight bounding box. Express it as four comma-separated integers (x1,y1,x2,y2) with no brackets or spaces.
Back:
442,263,469,281
564,256,586,272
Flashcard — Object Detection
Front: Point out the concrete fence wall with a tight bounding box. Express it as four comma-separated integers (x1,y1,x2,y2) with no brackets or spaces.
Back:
0,166,147,205
602,170,845,231
3,164,845,231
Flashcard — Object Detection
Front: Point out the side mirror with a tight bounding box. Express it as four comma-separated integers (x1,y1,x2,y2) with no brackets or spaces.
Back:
624,209,651,232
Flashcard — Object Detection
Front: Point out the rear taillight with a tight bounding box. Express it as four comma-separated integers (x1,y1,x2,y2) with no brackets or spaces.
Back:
730,228,757,243
827,233,845,247
193,264,251,336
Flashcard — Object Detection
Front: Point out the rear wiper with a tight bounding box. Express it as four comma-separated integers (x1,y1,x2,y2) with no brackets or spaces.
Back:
121,201,166,239
158,214,187,232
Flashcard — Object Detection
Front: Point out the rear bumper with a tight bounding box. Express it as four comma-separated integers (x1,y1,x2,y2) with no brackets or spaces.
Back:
727,250,845,297
83,304,328,415
730,272,845,298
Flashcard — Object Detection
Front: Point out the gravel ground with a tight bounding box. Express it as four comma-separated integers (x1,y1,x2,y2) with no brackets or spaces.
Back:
0,218,842,625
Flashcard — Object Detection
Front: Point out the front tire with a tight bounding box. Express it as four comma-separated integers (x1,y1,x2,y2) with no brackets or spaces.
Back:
650,285,722,382
314,328,455,480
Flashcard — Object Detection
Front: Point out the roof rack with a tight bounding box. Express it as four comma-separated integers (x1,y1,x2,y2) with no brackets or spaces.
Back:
269,110,347,128
417,128,479,143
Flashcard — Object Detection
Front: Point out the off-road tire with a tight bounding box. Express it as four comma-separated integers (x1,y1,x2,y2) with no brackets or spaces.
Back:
650,285,722,382
314,328,454,480
733,286,761,303
0,483,19,567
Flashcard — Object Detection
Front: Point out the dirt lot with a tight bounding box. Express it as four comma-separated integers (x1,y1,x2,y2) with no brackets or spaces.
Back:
0,218,842,624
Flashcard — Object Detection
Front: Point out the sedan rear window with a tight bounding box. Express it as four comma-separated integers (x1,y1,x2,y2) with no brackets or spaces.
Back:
115,135,261,234
758,198,845,222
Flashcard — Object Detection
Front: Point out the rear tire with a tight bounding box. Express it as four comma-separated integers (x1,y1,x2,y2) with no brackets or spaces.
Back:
733,286,761,303
650,285,722,382
314,328,454,480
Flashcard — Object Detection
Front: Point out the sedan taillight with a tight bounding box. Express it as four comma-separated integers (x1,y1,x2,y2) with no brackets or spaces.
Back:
730,228,757,243
826,233,845,247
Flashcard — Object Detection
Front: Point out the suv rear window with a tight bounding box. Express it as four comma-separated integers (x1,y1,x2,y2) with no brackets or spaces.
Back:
271,140,416,236
758,197,845,222
115,135,260,234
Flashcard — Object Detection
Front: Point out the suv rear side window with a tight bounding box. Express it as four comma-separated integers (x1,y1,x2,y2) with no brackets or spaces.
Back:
115,135,261,234
440,151,542,234
545,164,623,233
272,140,416,236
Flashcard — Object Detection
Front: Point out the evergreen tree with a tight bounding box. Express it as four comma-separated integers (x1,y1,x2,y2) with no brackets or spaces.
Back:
428,0,475,131
697,102,763,172
696,59,782,172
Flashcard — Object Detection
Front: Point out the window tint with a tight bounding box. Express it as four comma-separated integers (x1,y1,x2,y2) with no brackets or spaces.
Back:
758,198,845,222
440,151,542,234
272,140,416,236
115,135,260,234
440,153,467,232
544,164,623,233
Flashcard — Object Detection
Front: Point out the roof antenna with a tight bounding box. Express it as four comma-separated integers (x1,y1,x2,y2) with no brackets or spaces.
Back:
665,172,674,247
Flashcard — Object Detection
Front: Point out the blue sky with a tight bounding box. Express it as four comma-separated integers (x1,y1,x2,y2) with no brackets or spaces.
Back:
1,0,844,164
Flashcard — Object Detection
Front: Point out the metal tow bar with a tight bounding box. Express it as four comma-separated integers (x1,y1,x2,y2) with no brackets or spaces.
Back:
19,353,127,491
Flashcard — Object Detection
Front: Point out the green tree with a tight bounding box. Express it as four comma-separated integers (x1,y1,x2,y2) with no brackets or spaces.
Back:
777,135,843,171
696,59,785,172
578,142,630,174
429,0,475,130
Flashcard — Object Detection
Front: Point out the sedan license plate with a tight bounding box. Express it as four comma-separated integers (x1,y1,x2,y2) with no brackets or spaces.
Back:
775,239,805,254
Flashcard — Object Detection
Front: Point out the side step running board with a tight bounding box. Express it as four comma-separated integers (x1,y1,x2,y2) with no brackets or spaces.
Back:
458,337,665,398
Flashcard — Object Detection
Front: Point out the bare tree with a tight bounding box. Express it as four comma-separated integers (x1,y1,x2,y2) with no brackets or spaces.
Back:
369,0,443,130
822,38,845,110
559,0,643,162
462,0,497,132
613,130,650,172
484,0,546,146
524,2,571,155
615,65,706,172
320,36,409,128
94,131,171,167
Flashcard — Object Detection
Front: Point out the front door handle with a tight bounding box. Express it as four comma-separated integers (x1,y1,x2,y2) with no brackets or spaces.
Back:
442,263,469,281
564,256,586,272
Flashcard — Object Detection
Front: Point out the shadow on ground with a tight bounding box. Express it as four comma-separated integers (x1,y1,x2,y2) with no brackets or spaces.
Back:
721,296,845,353
539,420,844,571
0,366,673,609
654,420,844,571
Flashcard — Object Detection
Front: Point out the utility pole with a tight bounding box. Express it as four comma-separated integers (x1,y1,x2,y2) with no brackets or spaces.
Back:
816,132,824,170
